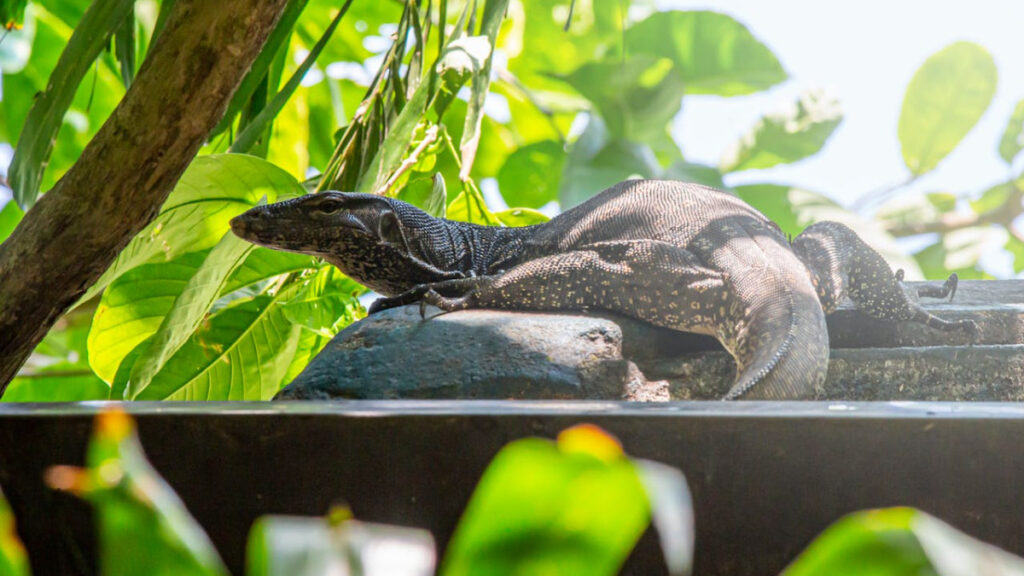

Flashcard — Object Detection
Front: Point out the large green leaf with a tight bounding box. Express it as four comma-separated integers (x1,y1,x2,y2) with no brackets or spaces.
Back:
625,10,786,96
784,507,1024,575
280,266,364,338
125,231,255,400
506,0,623,99
88,251,208,384
126,293,301,400
0,488,29,576
720,90,842,173
899,42,997,175
559,118,660,209
441,425,651,576
494,208,549,227
999,99,1024,165
45,410,228,576
81,154,304,303
497,139,565,209
564,56,685,143
8,0,134,209
88,248,316,385
735,184,923,278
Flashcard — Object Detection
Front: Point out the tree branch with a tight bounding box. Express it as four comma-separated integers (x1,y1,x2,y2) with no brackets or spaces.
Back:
0,0,290,390
884,185,1023,237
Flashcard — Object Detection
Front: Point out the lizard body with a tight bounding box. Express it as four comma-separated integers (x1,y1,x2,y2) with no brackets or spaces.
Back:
231,179,975,400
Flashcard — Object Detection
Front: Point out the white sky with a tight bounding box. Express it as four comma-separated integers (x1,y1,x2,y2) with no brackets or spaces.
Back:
664,0,1024,207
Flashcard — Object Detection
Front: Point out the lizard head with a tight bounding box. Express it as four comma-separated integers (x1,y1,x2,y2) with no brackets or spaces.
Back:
230,191,461,296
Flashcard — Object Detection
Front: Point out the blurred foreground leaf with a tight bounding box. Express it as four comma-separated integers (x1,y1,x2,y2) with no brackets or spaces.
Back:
46,409,228,576
0,488,29,576
784,507,1024,576
441,424,674,576
248,513,435,576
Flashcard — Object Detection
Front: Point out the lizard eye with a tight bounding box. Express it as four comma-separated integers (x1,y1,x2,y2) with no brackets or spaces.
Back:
316,199,346,214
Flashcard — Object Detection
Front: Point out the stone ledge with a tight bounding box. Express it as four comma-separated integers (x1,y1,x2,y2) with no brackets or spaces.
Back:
277,280,1024,401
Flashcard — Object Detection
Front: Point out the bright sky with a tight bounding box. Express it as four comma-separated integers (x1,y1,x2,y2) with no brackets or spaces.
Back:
664,0,1024,206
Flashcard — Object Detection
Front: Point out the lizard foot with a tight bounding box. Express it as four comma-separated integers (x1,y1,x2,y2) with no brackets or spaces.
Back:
915,272,959,301
959,319,980,346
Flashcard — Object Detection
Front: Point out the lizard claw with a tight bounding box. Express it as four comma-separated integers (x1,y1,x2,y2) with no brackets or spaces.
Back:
945,273,959,302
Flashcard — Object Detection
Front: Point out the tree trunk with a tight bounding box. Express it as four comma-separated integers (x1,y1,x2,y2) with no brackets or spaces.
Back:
0,0,290,390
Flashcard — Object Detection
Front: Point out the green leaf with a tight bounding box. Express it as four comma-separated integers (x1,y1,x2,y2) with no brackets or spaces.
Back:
497,140,565,209
625,10,786,96
88,251,208,384
663,161,726,189
397,173,447,217
720,90,842,173
494,208,549,227
734,184,923,278
0,488,29,576
1006,235,1024,274
447,186,502,226
1000,99,1024,164
81,154,304,303
112,5,134,86
280,266,363,338
88,248,315,385
133,286,306,401
899,42,997,175
970,180,1018,214
211,0,308,137
126,231,255,399
230,0,350,154
913,226,1004,280
506,0,624,98
247,515,435,576
8,0,135,209
0,202,24,243
441,425,650,576
784,507,1024,576
564,56,685,142
46,410,228,576
459,0,509,180
559,117,660,209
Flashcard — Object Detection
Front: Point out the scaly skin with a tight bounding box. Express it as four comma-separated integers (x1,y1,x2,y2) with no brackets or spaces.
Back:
232,180,975,400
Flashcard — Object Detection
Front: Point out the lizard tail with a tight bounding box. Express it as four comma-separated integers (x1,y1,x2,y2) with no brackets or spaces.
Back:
722,263,829,400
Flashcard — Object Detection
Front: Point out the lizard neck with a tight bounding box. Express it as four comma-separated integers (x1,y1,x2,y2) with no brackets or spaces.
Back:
446,221,537,276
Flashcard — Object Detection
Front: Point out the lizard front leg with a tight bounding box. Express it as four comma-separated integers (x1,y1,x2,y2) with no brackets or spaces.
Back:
368,276,491,315
792,221,977,341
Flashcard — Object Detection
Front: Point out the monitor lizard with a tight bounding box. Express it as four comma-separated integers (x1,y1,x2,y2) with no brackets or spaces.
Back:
231,179,976,400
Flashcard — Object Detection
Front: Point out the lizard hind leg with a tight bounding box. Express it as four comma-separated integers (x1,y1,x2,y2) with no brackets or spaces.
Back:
792,221,976,340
